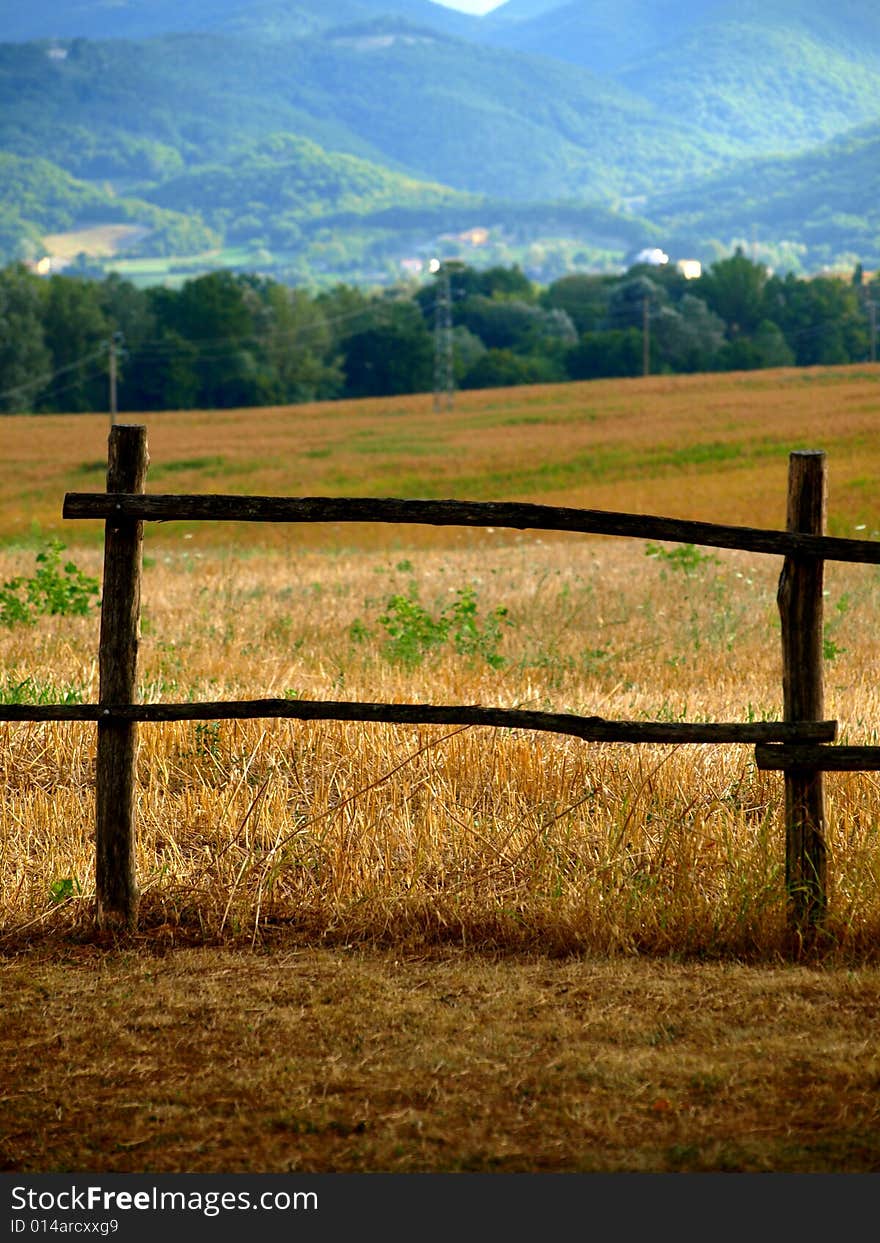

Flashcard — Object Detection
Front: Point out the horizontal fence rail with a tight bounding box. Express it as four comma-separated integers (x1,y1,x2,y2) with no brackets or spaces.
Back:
5,428,879,939
0,699,839,743
62,492,880,564
756,744,880,771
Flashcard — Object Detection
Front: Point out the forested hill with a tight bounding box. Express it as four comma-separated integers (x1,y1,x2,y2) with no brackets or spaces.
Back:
0,0,878,283
147,135,477,250
484,0,723,72
0,27,722,200
0,153,218,260
650,122,880,274
487,0,880,154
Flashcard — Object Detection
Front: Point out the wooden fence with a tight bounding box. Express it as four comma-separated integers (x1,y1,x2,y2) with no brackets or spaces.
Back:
6,424,880,936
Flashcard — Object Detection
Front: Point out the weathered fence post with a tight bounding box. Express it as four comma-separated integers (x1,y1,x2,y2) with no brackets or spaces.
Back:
778,449,827,930
95,424,148,931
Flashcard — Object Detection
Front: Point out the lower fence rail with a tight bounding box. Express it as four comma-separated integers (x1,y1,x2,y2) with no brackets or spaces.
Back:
755,744,880,771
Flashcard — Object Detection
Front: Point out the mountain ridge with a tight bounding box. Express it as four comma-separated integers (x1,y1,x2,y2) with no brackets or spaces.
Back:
0,0,482,41
0,24,735,199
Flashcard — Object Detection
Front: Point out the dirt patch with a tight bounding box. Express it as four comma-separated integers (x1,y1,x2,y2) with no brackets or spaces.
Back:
2,943,879,1173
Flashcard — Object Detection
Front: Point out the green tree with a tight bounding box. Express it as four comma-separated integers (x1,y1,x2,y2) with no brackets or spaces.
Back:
122,327,201,411
651,295,726,373
461,348,564,389
715,320,795,371
761,272,868,365
316,283,374,353
451,325,486,383
607,274,665,331
158,271,266,408
250,279,342,403
0,263,51,413
567,328,645,379
99,274,154,350
471,265,535,302
98,273,157,412
341,300,433,398
458,296,575,352
41,275,110,412
698,249,768,338
541,273,616,334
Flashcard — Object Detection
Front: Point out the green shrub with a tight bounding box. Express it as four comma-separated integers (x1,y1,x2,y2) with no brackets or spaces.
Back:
366,581,513,668
0,541,99,627
645,542,719,576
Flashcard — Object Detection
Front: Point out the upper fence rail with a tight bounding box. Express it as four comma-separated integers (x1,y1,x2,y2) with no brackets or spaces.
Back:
62,492,880,564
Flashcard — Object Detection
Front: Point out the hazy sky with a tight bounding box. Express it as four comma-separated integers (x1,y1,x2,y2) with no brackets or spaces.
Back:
433,0,507,13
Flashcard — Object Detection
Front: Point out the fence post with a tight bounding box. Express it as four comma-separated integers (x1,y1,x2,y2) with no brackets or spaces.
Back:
95,424,148,931
778,449,827,930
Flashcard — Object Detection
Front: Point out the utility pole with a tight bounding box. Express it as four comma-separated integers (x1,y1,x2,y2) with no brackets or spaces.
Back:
642,297,650,377
108,333,119,426
870,300,877,365
432,260,454,412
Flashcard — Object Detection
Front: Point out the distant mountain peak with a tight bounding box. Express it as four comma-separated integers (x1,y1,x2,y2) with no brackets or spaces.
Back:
485,0,567,21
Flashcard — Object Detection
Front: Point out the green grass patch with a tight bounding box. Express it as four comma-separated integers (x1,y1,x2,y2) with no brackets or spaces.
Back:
0,674,85,705
0,541,99,628
350,436,444,457
149,456,227,478
356,437,793,501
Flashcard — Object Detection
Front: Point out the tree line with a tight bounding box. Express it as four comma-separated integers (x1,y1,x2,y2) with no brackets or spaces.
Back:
0,251,877,414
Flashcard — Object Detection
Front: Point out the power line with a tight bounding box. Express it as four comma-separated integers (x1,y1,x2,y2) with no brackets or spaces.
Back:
0,344,108,405
15,362,111,410
0,298,421,410
111,296,421,359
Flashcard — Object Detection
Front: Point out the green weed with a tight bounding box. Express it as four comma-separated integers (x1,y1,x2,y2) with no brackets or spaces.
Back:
361,581,513,669
645,542,720,576
823,591,850,662
824,637,845,662
348,617,371,645
0,676,85,705
192,720,222,759
48,877,82,905
445,586,512,668
378,589,449,667
0,541,99,628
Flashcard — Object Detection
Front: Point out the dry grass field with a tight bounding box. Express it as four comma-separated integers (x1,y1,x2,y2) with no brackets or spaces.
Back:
41,224,152,262
3,365,880,1173
5,364,880,548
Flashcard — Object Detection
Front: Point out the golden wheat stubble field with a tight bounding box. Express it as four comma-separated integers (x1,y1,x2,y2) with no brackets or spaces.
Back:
3,365,880,1173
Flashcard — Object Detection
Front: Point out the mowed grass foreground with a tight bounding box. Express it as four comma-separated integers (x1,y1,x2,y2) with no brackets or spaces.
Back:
3,365,880,1172
4,537,880,953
